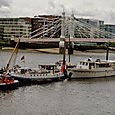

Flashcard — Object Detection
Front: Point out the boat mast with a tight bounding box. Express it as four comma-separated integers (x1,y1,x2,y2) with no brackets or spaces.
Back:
5,39,20,72
68,37,70,63
69,12,74,64
60,10,66,76
106,42,109,61
63,39,66,66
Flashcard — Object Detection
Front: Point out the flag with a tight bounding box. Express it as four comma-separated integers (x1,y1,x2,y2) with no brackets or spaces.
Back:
21,56,25,61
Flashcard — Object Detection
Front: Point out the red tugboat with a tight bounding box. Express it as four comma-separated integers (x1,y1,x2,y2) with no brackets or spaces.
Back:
0,39,20,90
0,73,19,90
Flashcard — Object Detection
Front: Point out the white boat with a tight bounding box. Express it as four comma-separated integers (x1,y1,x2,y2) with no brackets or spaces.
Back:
67,58,115,79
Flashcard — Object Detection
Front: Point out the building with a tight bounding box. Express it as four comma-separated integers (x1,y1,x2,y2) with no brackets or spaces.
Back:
0,17,32,40
103,24,115,38
1,15,115,40
0,26,4,39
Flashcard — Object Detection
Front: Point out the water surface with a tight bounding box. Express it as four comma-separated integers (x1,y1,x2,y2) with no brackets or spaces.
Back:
0,51,115,115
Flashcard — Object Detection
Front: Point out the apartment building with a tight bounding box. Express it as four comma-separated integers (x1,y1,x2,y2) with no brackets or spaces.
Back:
0,15,115,40
0,17,32,40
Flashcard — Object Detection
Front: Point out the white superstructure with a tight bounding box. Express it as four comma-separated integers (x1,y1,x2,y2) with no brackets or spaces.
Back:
68,58,115,78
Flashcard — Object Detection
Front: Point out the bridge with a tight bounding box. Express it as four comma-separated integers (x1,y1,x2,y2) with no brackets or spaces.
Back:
12,11,115,53
18,38,115,44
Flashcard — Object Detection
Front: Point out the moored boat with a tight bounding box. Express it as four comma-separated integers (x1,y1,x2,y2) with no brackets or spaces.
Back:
0,74,19,90
0,39,20,90
67,58,115,79
9,64,67,85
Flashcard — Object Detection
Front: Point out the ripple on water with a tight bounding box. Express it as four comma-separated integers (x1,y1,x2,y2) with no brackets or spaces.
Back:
1,52,115,114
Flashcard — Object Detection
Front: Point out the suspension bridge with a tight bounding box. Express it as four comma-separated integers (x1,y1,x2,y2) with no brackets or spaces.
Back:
13,12,115,48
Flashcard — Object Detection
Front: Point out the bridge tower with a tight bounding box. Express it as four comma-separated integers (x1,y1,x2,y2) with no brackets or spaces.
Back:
59,11,74,55
59,11,66,54
68,12,74,56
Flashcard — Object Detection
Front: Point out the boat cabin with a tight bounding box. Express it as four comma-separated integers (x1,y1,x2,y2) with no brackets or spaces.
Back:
38,64,60,74
78,58,111,70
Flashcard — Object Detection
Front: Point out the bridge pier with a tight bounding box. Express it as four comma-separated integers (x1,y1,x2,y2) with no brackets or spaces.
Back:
67,43,73,54
59,11,66,54
59,41,74,54
59,39,65,54
59,47,65,54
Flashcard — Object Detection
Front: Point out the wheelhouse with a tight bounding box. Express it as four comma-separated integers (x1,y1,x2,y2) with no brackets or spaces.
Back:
78,59,111,69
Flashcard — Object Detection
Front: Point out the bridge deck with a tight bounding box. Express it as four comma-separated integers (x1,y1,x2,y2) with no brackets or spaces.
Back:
15,38,115,44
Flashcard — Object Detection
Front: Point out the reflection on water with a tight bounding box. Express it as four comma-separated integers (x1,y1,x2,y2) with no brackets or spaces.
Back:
0,51,115,115
69,75,115,83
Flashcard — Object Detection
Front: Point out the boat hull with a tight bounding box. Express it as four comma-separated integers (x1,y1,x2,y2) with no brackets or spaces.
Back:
10,73,66,85
0,80,19,90
68,69,115,79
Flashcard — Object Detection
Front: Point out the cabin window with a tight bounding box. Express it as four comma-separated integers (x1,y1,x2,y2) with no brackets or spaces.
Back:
106,63,110,67
112,62,115,65
98,63,110,67
96,64,99,68
89,63,95,66
89,63,95,69
95,59,101,62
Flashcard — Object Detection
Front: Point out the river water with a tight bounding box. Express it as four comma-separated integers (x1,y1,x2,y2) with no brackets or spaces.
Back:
0,51,115,115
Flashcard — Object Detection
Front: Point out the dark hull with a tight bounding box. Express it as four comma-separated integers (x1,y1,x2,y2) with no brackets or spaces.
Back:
11,74,66,85
0,80,19,90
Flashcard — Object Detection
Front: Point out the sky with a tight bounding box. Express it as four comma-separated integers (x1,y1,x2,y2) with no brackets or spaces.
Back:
0,0,115,24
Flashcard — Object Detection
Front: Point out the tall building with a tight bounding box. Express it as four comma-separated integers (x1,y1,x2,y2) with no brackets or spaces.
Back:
0,17,32,40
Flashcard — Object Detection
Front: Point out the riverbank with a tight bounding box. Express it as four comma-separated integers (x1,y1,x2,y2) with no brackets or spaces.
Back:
1,47,115,55
29,48,115,55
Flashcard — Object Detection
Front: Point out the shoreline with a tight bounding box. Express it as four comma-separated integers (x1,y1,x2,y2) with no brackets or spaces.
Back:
1,47,115,55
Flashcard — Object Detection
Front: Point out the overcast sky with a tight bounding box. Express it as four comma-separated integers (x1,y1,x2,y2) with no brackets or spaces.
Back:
0,0,115,24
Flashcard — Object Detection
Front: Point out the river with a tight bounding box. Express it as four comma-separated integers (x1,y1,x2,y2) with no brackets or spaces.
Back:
0,51,115,115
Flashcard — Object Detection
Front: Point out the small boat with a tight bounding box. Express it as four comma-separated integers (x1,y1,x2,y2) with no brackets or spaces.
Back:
8,38,68,85
0,39,19,90
67,58,115,79
9,64,67,85
0,74,19,90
